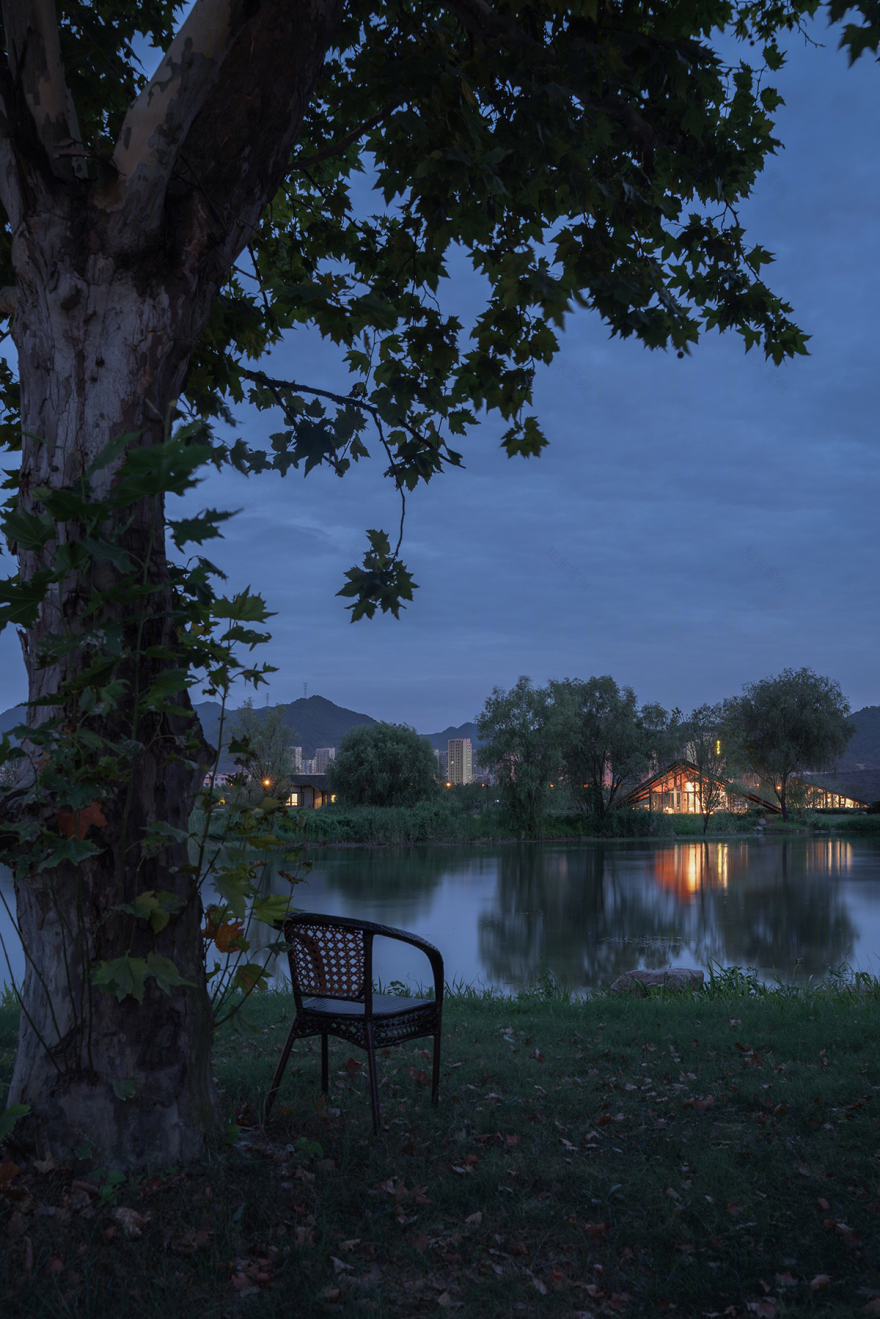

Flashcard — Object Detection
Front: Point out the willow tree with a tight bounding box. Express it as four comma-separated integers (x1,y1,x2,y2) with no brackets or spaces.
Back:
0,0,864,1165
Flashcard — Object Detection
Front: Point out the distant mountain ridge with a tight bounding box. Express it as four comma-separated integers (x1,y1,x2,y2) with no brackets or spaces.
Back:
191,696,481,772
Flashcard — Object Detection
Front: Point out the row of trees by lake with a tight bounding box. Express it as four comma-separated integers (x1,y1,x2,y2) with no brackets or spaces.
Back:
477,668,856,835
224,668,857,837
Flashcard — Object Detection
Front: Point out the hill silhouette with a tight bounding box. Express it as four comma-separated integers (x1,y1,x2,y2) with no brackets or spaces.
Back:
192,696,480,772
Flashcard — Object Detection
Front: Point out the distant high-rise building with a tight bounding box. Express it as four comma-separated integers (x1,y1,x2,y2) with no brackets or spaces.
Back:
448,738,473,785
315,747,336,774
292,746,303,770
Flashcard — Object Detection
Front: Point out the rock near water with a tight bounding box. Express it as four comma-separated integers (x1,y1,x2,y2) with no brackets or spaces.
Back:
609,968,705,996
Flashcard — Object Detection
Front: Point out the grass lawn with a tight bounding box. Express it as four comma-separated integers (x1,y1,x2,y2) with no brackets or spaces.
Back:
3,977,880,1317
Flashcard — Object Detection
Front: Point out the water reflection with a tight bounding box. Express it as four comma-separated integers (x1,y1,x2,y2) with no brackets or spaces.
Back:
477,839,859,990
1,838,877,993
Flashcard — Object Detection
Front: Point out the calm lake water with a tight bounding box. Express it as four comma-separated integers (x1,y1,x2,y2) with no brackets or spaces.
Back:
3,836,880,995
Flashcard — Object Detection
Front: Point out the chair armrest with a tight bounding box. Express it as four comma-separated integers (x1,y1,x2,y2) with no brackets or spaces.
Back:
379,926,444,1008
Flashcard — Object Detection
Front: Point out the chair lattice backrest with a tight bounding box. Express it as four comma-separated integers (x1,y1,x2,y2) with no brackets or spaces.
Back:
285,919,368,999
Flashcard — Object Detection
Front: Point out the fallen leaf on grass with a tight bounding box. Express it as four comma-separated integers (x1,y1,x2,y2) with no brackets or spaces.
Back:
775,1272,797,1287
583,1223,609,1239
747,1302,776,1317
0,1160,19,1185
332,1256,353,1274
110,1207,150,1239
527,1271,548,1294
318,1286,341,1302
338,1238,361,1252
861,1301,880,1316
170,1229,213,1254
810,1275,831,1292
465,1212,482,1226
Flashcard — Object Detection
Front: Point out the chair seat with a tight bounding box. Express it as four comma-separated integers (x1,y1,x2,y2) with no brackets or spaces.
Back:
295,993,441,1051
303,993,434,1017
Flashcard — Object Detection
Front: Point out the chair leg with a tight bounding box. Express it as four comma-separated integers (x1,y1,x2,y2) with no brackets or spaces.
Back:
431,1030,441,1106
321,1033,329,1093
364,1024,381,1135
265,1019,299,1120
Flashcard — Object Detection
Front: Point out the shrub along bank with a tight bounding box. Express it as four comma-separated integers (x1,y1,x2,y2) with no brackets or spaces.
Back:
2,972,880,1316
191,798,880,848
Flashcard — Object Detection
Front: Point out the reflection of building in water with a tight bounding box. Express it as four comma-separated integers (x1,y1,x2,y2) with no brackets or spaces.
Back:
804,838,853,873
651,843,729,901
627,761,867,815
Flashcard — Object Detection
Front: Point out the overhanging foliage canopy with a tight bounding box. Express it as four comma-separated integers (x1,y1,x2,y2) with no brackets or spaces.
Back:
4,0,875,617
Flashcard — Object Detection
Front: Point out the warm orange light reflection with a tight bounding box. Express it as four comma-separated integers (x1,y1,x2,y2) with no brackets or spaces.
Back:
652,843,729,901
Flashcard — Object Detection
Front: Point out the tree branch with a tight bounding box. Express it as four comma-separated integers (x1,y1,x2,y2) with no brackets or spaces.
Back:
108,0,253,236
146,0,344,269
1,0,82,176
289,99,406,171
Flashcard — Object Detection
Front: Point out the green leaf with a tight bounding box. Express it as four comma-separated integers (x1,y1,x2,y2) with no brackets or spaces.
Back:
168,508,237,550
145,952,196,996
0,1104,30,1142
85,431,142,479
1,508,54,551
80,536,133,572
251,894,294,926
234,963,270,993
111,1078,138,1101
0,570,57,630
93,956,149,1003
114,890,185,933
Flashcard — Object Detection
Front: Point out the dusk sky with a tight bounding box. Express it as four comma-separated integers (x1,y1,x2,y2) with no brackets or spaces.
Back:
0,13,877,733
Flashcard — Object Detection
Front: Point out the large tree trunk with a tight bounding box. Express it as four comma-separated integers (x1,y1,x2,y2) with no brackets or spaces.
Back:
0,0,344,1167
6,214,222,1166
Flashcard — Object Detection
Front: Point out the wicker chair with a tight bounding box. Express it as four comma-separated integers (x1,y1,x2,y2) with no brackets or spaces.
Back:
265,913,444,1134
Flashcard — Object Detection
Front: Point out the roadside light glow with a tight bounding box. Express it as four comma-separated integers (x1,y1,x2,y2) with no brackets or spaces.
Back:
263,778,271,786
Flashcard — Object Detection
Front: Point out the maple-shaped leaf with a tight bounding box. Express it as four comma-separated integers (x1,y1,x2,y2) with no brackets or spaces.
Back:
214,919,247,952
56,802,107,839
